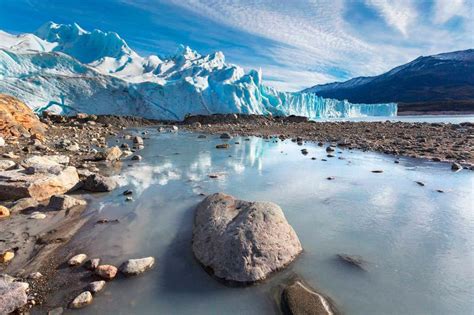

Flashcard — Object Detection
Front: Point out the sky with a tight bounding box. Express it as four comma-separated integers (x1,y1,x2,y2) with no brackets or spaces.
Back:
0,0,473,91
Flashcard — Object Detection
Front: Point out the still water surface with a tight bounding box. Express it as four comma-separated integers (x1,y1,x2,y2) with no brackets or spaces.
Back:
73,130,473,315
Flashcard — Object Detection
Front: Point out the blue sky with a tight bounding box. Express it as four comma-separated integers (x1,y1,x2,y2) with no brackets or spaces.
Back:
0,0,473,91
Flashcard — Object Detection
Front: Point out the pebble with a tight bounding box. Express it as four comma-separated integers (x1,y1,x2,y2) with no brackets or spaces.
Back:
96,265,118,280
119,257,155,276
88,280,106,294
70,291,93,309
415,181,425,186
371,170,383,173
451,162,462,171
29,212,46,219
216,143,229,149
68,254,88,266
85,258,100,270
28,272,43,279
0,205,10,218
0,250,15,263
131,155,142,161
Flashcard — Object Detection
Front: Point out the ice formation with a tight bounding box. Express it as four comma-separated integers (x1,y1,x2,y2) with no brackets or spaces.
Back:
0,22,397,120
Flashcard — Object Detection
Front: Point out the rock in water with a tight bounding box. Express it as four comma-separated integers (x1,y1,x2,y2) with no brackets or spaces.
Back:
282,280,337,315
88,281,106,294
120,257,155,276
95,146,122,161
192,193,302,283
96,265,118,280
69,291,93,309
0,275,29,314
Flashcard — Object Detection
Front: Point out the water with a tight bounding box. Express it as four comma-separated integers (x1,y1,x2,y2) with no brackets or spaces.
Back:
73,130,473,315
323,114,474,123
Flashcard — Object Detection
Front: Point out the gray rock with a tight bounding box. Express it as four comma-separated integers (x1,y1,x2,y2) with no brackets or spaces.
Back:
451,162,462,171
95,146,122,161
48,194,87,211
10,198,39,212
192,193,302,283
69,254,88,266
336,254,367,270
28,272,43,279
88,281,106,294
281,280,337,315
48,307,64,315
0,274,29,314
131,155,142,161
83,174,117,192
120,257,155,276
326,146,335,153
69,291,93,309
0,166,79,201
0,160,15,171
220,132,232,139
133,136,144,145
29,212,46,219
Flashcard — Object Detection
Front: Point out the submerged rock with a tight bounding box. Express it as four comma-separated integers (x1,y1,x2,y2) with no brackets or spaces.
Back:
215,143,230,149
120,257,155,276
220,132,232,139
0,274,29,314
192,193,302,283
69,291,93,309
336,254,367,270
281,280,337,315
451,162,462,171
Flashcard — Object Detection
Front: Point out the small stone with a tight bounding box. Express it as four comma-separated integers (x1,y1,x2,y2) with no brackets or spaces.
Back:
131,155,142,161
48,307,64,315
69,291,93,309
301,149,308,155
125,197,133,202
197,135,206,139
171,125,178,131
123,190,133,195
69,254,88,266
336,254,367,270
133,136,144,145
0,206,10,218
436,189,444,193
282,280,337,315
451,162,462,171
326,176,335,180
326,146,335,152
88,280,106,294
192,122,202,128
10,198,39,212
85,258,100,270
29,212,46,220
216,143,229,149
415,181,425,186
220,132,232,139
120,257,155,276
28,272,43,280
371,170,383,173
0,251,15,263
96,265,118,280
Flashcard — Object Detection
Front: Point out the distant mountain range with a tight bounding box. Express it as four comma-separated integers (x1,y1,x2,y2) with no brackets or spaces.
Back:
303,49,474,114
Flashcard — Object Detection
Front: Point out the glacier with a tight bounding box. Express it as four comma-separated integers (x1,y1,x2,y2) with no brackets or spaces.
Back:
0,22,397,120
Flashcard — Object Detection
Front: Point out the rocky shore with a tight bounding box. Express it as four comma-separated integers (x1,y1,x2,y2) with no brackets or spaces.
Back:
182,114,474,168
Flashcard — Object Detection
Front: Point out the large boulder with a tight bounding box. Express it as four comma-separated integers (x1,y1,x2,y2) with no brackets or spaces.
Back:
192,193,302,283
0,274,29,314
0,166,80,201
281,280,337,315
0,94,46,139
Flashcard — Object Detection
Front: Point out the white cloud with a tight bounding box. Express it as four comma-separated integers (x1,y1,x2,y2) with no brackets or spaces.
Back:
365,0,417,36
433,0,470,24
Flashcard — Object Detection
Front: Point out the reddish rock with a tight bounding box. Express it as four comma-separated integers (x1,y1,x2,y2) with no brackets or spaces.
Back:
0,94,46,139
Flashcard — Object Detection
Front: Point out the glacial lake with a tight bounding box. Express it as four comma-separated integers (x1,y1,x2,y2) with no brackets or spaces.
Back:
68,130,473,315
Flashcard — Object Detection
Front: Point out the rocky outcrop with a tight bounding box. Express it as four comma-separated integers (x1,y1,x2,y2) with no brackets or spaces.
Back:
281,280,337,315
192,193,302,283
0,274,29,314
0,94,46,139
0,165,80,201
48,194,87,211
83,173,117,192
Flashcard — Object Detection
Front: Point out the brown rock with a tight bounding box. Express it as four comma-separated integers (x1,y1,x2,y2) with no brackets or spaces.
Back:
0,94,47,139
0,206,10,218
96,265,118,280
282,280,337,315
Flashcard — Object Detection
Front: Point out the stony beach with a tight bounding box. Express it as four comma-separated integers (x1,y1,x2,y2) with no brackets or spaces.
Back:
182,114,474,168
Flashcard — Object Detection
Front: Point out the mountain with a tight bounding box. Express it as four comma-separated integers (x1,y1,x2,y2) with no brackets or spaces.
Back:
303,50,474,114
0,22,396,120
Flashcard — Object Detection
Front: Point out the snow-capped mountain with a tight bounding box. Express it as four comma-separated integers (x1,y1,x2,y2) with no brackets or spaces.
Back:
0,22,396,120
303,50,474,113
